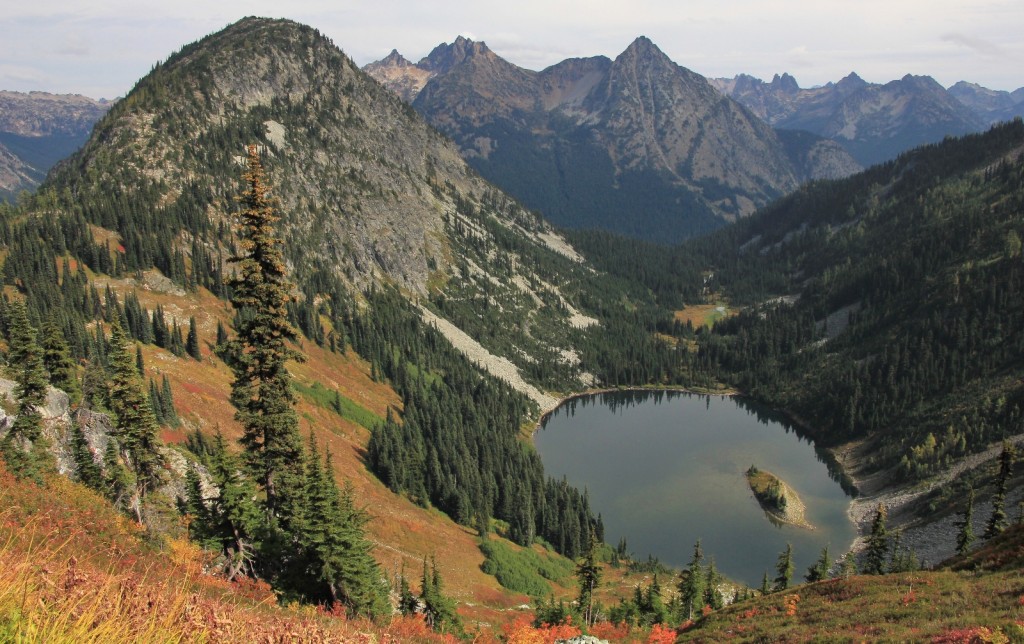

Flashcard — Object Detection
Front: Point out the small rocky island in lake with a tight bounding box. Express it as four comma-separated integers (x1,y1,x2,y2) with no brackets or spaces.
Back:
745,465,814,530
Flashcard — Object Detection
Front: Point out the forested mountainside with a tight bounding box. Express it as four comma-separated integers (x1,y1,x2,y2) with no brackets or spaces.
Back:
2,13,1024,642
367,37,859,243
651,120,1024,485
0,15,723,628
570,120,1024,483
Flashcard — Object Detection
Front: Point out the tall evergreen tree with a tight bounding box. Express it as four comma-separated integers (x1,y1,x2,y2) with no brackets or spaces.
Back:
864,504,889,574
302,437,388,617
420,556,462,635
805,545,831,582
217,144,304,521
679,539,706,620
107,316,163,522
576,532,602,626
985,442,1016,539
39,319,81,404
704,558,724,610
774,543,794,591
70,424,103,490
1,300,52,479
188,430,262,581
186,315,201,360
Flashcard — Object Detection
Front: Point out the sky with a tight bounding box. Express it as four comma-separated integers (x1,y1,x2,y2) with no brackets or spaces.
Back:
2,0,1022,100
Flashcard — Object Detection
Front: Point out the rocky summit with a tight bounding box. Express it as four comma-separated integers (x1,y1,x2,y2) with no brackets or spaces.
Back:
367,36,859,243
711,71,990,166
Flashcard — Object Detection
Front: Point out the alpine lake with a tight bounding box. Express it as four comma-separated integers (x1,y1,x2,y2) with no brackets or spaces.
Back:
534,390,857,588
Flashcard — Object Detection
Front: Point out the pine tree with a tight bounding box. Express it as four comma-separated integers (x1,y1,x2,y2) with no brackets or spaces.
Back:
39,319,81,404
759,571,771,595
1,300,52,480
864,504,889,574
217,144,305,521
576,532,602,626
421,556,462,635
839,551,857,579
196,431,262,581
679,539,706,620
107,316,163,523
397,564,419,616
704,558,724,610
805,545,831,582
160,375,178,426
70,424,103,490
985,442,1015,539
774,543,794,591
186,315,201,360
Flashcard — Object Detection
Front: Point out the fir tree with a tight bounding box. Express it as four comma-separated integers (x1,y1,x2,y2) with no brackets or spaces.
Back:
421,556,462,635
985,442,1015,539
70,424,103,490
196,431,262,581
217,144,305,521
839,552,857,579
39,319,81,404
186,315,201,360
704,558,724,610
759,571,771,595
774,543,794,591
160,375,178,426
864,504,889,574
102,439,132,507
107,316,163,523
576,532,602,626
805,545,831,582
397,564,419,616
1,300,52,480
679,539,706,620
302,437,388,617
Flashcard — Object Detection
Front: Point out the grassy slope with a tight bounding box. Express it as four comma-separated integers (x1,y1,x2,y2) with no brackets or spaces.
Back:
679,526,1024,642
95,271,534,630
0,461,478,642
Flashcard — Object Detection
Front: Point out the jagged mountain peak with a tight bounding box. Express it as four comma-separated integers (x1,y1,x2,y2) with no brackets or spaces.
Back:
419,36,494,73
615,35,677,68
835,72,868,93
770,73,800,93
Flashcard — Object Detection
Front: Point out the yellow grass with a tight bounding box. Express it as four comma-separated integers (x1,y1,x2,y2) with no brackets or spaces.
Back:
674,303,732,328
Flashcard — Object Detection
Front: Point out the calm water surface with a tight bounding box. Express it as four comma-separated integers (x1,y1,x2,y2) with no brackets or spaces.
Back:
534,391,856,588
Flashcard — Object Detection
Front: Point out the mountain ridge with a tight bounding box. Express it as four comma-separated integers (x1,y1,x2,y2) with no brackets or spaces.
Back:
367,35,860,242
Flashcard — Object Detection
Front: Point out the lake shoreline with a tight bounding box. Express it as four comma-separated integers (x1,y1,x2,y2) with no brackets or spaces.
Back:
533,389,854,586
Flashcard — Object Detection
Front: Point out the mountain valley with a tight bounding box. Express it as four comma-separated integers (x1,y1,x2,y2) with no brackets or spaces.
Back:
0,14,1023,642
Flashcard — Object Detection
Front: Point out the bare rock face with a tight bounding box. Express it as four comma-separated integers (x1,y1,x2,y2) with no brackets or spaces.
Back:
0,91,110,198
713,71,989,166
363,49,433,103
369,35,852,242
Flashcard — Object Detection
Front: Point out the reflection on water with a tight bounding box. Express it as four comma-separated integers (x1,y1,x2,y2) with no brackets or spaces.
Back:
536,391,856,588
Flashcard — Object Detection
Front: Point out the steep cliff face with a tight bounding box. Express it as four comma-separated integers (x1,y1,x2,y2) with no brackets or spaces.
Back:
367,36,858,242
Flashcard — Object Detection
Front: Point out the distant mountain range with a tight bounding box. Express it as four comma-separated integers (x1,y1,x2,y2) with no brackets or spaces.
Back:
0,91,110,200
366,37,861,242
366,39,1022,241
708,72,1022,166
